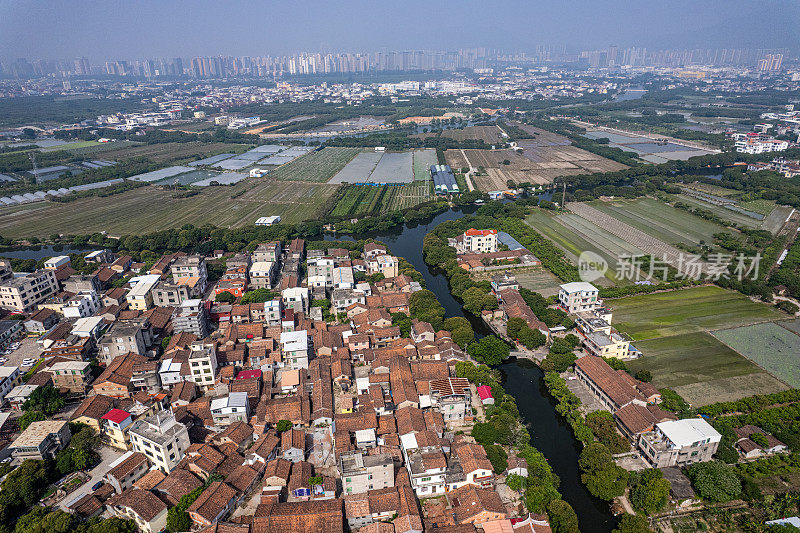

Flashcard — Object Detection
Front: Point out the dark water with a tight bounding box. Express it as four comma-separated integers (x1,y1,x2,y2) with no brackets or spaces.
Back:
0,244,99,260
326,207,615,532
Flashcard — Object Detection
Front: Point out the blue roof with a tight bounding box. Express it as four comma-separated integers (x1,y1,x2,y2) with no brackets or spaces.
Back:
497,232,524,251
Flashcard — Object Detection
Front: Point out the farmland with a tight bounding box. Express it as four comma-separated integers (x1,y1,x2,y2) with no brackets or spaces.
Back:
613,286,790,405
329,182,433,217
626,332,788,406
713,322,800,387
470,266,562,297
587,198,733,247
266,147,361,182
412,125,503,144
83,141,252,164
445,126,626,191
610,286,786,340
0,178,337,237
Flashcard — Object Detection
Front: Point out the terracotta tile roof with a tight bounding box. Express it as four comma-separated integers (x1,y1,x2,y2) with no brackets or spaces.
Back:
575,356,644,409
448,485,507,524
252,499,344,533
263,458,292,485
107,451,148,481
71,394,114,421
455,443,493,476
187,481,238,523
614,404,657,435
155,469,203,506
134,469,166,491
108,488,168,522
227,464,260,493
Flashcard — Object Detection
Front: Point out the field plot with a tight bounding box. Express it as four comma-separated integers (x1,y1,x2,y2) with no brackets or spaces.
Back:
329,152,382,184
610,286,786,340
329,150,416,184
386,182,433,211
369,152,414,183
267,147,361,182
583,129,714,162
91,142,251,163
58,140,142,156
412,149,438,181
0,179,337,237
626,332,788,406
443,125,504,144
673,193,764,229
586,198,732,246
526,210,622,285
713,322,800,387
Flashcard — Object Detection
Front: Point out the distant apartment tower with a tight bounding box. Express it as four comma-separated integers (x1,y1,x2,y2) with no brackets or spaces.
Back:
172,299,209,338
758,54,783,72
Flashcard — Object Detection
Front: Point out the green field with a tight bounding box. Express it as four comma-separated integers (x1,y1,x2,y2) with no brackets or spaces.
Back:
330,182,433,217
588,197,732,246
525,210,632,286
0,178,337,237
471,267,562,297
614,286,790,405
610,286,785,340
627,332,788,406
412,149,438,181
713,322,800,388
267,147,362,182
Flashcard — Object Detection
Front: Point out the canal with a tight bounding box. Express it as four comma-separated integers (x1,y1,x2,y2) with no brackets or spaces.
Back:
327,207,616,532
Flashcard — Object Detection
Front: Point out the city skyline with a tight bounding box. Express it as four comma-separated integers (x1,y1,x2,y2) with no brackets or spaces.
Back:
1,0,798,62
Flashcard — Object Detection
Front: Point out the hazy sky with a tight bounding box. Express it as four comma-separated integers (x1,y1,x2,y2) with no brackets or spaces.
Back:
1,0,797,61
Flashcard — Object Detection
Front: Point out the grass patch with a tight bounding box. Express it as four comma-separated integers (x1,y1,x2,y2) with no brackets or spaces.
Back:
609,286,785,340
713,322,800,387
268,147,361,182
626,332,788,406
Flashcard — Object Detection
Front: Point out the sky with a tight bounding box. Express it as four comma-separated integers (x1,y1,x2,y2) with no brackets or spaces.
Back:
0,0,797,62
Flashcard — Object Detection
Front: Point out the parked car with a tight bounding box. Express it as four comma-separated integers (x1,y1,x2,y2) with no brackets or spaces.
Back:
92,481,104,491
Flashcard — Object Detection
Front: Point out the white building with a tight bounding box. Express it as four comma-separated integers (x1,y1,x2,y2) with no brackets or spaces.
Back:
558,282,601,314
249,261,276,290
128,410,190,473
0,270,58,312
187,341,218,392
638,418,721,468
255,216,281,226
63,290,101,318
43,256,71,270
461,229,499,253
0,366,22,406
210,392,250,426
280,330,309,369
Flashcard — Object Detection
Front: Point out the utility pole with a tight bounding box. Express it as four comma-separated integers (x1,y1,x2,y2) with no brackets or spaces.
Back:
561,181,566,209
28,152,38,184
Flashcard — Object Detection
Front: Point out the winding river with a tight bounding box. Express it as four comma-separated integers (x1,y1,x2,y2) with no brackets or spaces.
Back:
326,207,616,532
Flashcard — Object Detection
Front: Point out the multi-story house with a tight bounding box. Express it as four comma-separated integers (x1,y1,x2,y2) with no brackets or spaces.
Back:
10,420,71,460
366,255,399,279
62,290,101,318
0,366,22,406
429,378,472,426
638,419,721,468
50,361,92,393
0,269,58,312
461,229,498,253
340,451,394,495
253,242,282,263
127,275,161,311
172,299,209,338
403,440,448,497
170,255,208,291
187,341,218,391
129,410,190,473
97,318,154,365
249,261,276,290
210,392,251,426
307,258,335,288
282,287,309,314
151,282,191,307
558,281,601,314
280,330,309,369
104,451,149,494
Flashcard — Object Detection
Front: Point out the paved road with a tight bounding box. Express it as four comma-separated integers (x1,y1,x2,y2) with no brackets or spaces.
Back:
59,446,124,511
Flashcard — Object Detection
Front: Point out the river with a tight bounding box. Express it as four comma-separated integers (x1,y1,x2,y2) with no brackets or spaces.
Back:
327,207,616,532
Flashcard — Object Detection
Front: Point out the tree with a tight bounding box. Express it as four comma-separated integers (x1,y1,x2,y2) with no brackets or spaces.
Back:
613,514,652,533
239,288,277,304
750,433,768,447
167,487,204,532
392,312,412,337
483,444,508,473
635,370,653,383
471,422,499,446
506,317,527,339
585,411,630,454
467,335,511,366
630,469,670,515
22,385,64,415
547,499,580,533
518,327,547,350
506,473,526,492
462,286,489,315
215,291,235,303
276,420,293,433
582,463,628,500
686,461,741,502
451,326,475,348
77,518,136,533
18,410,46,430
13,507,75,533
